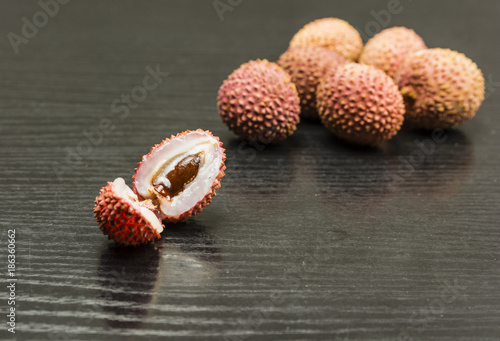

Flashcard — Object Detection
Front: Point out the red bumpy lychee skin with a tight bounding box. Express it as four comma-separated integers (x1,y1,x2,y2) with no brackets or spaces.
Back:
94,178,164,246
133,129,226,223
359,27,426,79
395,48,485,129
317,63,405,146
289,18,363,61
277,46,348,119
217,59,301,144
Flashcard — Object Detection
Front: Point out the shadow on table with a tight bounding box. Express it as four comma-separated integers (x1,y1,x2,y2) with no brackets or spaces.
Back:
160,220,223,284
96,242,162,329
386,127,475,198
289,122,476,214
224,136,296,201
95,221,221,329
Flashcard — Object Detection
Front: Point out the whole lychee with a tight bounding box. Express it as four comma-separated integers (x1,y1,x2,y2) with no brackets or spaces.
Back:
217,59,300,144
317,63,405,146
359,27,426,79
133,129,226,222
277,46,347,119
289,18,363,61
395,48,485,129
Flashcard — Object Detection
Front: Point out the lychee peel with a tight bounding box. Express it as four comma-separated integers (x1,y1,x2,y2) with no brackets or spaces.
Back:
359,26,426,79
395,48,485,129
289,18,363,61
94,177,164,246
133,129,226,222
317,63,405,146
217,59,300,144
277,46,347,119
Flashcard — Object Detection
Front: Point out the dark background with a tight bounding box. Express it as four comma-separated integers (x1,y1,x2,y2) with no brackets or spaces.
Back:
1,0,499,340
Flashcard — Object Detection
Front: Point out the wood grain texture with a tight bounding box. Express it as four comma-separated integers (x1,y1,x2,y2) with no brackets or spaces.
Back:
0,0,499,340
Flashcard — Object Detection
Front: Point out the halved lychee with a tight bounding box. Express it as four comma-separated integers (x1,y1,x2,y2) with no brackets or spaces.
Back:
133,129,226,222
94,177,164,246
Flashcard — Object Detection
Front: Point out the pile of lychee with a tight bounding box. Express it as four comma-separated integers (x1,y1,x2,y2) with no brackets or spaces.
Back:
94,18,486,247
217,18,486,146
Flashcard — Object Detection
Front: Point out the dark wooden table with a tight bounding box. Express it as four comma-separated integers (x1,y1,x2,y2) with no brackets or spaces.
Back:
1,0,499,340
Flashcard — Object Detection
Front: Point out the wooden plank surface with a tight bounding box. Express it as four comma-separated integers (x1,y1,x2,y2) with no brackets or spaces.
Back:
0,0,499,340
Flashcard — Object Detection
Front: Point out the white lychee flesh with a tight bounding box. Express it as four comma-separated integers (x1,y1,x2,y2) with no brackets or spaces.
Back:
111,177,164,234
134,131,224,219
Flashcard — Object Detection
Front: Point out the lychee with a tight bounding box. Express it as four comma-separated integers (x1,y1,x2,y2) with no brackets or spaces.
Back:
277,46,347,119
94,177,164,246
317,63,405,146
289,18,363,61
395,48,485,129
217,59,300,144
133,129,226,222
359,27,426,79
